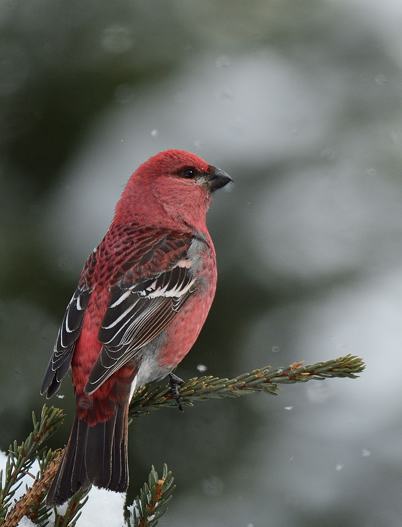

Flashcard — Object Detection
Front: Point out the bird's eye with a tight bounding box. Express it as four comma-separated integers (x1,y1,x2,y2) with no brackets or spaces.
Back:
180,167,197,179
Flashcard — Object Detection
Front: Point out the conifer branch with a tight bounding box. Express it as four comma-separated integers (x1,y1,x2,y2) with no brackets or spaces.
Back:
53,488,89,527
0,354,364,526
2,449,63,527
0,406,64,525
129,354,364,417
129,464,175,527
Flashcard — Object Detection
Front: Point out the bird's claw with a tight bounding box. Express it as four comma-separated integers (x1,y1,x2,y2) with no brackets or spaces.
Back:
169,373,185,412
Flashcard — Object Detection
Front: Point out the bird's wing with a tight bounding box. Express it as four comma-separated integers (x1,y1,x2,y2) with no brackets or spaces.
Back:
85,232,199,395
41,252,96,397
41,286,92,397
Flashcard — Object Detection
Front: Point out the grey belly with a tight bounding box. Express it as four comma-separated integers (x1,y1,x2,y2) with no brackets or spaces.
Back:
134,333,171,388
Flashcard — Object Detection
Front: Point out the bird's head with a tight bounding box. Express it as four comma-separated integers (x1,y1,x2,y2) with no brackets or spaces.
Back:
115,149,232,231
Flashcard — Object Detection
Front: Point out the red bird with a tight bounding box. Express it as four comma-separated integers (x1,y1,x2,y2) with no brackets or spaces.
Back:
41,149,232,505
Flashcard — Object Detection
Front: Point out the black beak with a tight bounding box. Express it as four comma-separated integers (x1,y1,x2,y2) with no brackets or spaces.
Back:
207,165,233,192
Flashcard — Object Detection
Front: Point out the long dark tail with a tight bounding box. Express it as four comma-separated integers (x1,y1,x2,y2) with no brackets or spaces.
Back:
46,402,129,505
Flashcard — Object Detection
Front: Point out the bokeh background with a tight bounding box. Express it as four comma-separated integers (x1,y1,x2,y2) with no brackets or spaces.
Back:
2,0,402,525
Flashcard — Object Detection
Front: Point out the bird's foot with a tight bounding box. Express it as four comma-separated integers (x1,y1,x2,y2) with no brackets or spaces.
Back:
169,373,185,412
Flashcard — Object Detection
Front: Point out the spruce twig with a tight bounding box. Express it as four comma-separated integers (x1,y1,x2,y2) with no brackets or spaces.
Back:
129,354,365,417
129,464,175,527
0,354,364,526
53,488,89,527
0,406,64,524
3,449,63,527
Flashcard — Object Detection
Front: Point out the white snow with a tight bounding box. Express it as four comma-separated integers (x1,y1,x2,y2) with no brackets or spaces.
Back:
17,517,37,527
0,452,125,527
76,487,125,527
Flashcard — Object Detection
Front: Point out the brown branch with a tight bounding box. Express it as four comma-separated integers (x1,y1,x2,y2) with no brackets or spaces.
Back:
129,354,365,417
2,354,365,525
3,450,64,527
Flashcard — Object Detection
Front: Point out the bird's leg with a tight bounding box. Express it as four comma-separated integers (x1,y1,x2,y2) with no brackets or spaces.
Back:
169,373,185,412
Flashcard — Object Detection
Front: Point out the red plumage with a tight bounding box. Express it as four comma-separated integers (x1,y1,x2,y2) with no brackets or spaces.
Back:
41,149,231,504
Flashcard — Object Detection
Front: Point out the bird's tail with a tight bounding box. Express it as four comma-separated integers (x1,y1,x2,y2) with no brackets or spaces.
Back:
46,400,129,506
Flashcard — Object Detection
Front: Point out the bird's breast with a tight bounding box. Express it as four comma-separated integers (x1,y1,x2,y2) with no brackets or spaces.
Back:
157,242,217,370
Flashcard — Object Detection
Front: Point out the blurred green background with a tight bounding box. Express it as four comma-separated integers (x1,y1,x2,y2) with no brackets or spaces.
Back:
2,0,402,525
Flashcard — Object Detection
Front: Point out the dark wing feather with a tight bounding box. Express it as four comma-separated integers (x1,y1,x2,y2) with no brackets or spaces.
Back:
41,286,91,397
85,264,195,394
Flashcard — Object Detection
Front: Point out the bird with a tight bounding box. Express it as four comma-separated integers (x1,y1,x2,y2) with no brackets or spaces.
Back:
41,149,232,505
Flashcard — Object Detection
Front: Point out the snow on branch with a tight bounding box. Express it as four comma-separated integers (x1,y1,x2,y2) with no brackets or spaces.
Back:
1,354,364,526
